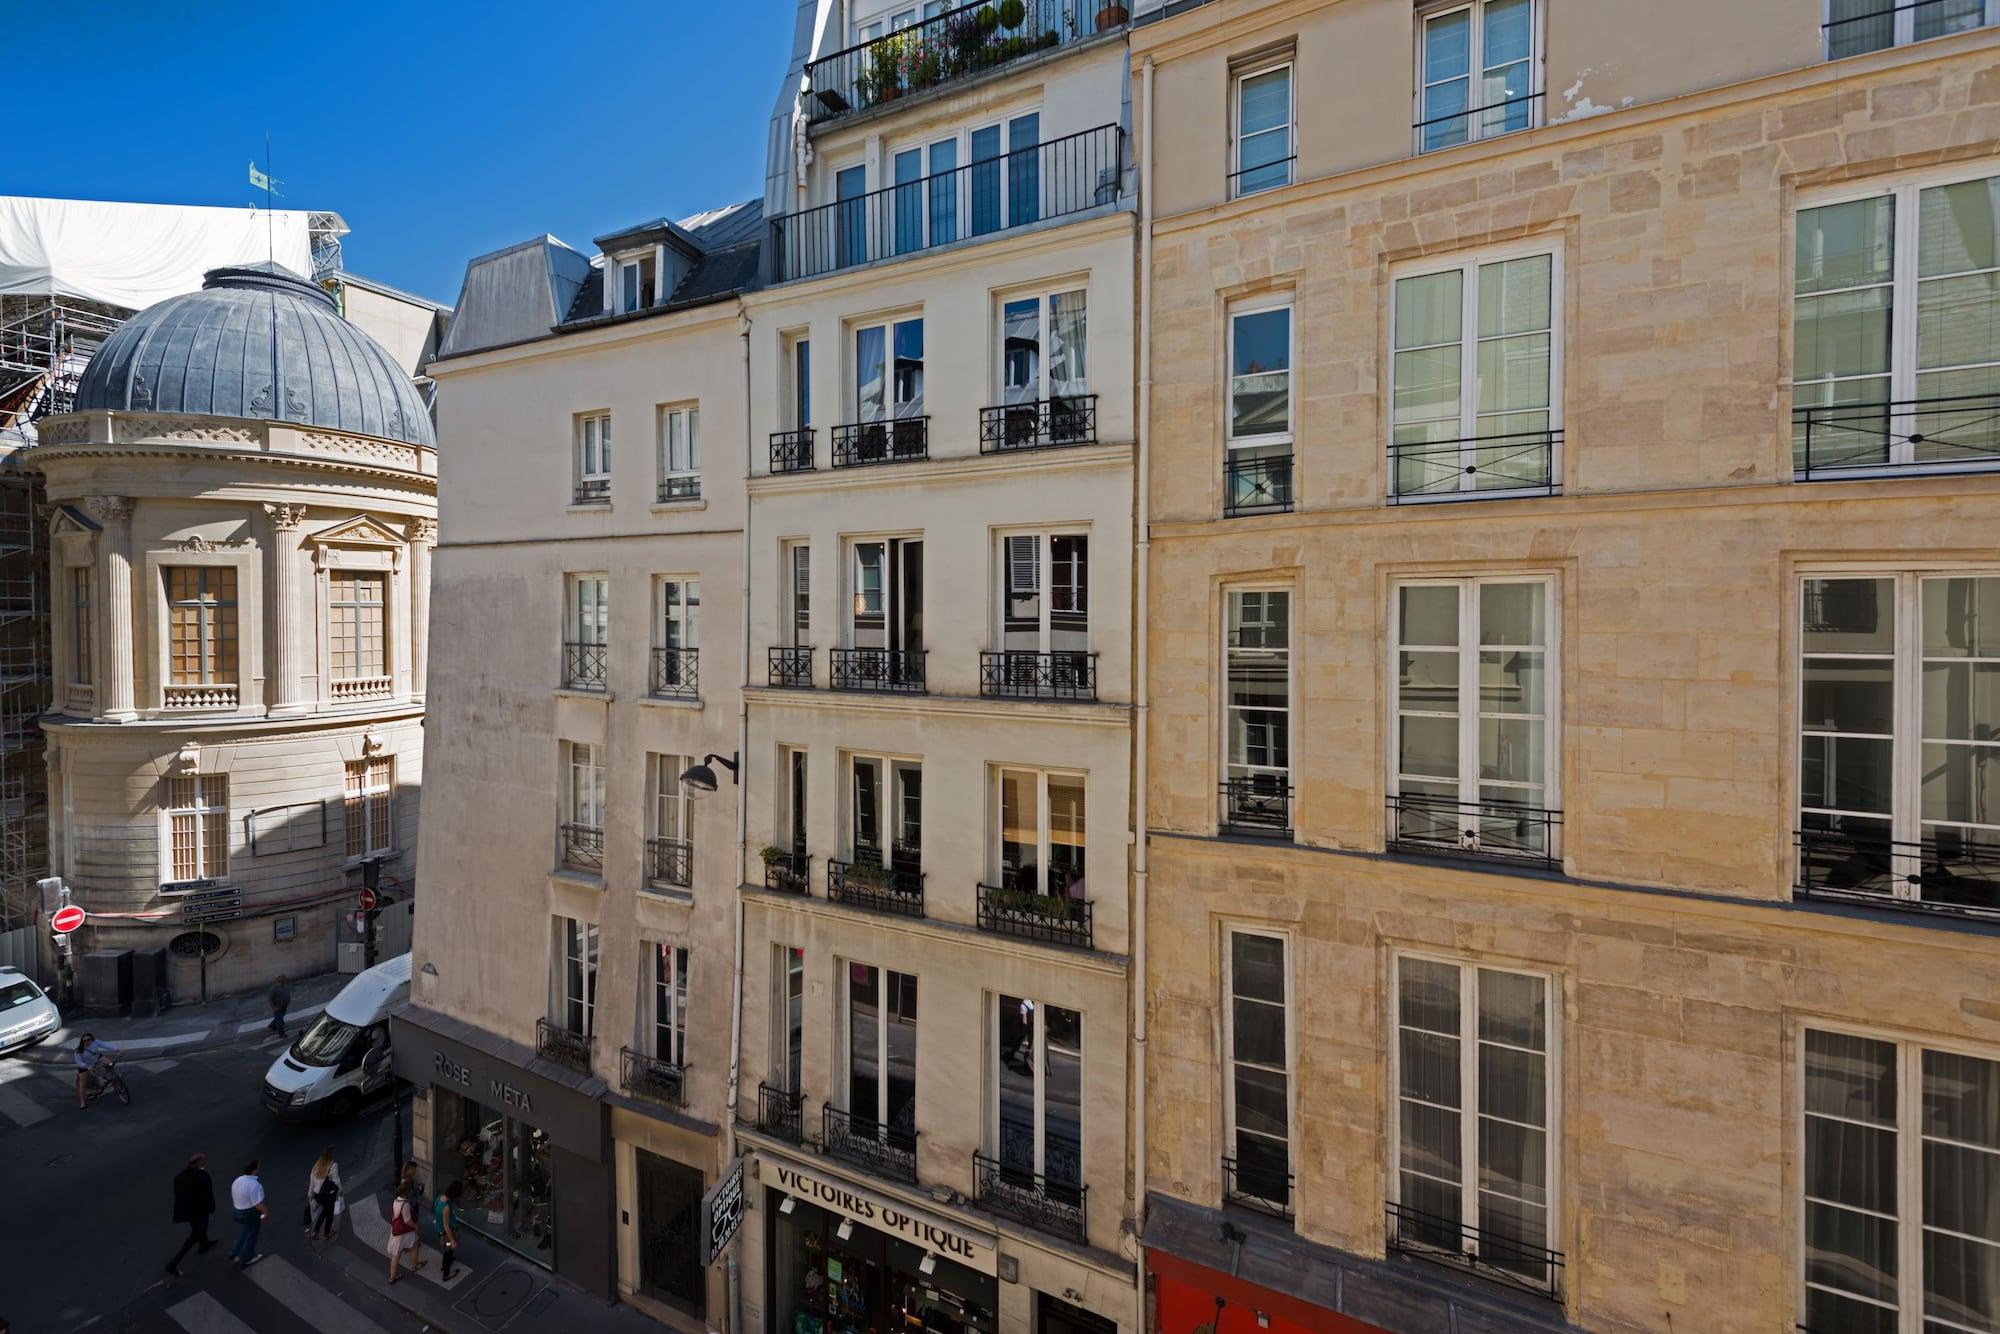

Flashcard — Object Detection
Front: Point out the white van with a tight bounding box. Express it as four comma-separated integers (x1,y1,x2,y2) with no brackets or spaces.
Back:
260,953,410,1120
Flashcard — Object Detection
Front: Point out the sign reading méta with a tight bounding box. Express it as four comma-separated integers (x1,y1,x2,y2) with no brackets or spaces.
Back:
700,1155,747,1266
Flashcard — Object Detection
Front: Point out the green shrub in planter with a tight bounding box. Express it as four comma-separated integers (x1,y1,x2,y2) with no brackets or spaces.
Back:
997,0,1025,28
976,4,1000,35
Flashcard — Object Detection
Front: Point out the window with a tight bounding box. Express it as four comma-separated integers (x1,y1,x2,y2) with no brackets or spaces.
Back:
658,405,699,500
166,567,238,685
1391,956,1557,1292
565,575,608,690
329,571,387,681
1802,1028,2000,1332
555,915,599,1036
786,542,811,647
576,413,611,502
1233,63,1293,196
790,335,812,429
997,768,1085,898
655,578,698,698
619,255,656,313
969,114,1041,237
344,756,394,859
994,996,1082,1192
1797,573,2000,909
856,317,925,421
651,944,689,1067
647,753,691,889
168,773,229,881
1391,248,1559,499
1416,0,1540,152
775,945,805,1092
1391,578,1558,862
563,741,606,870
782,746,809,855
1825,0,1996,59
849,755,922,869
1000,533,1089,655
1001,290,1088,404
846,962,917,1135
845,538,923,659
1222,589,1292,835
1225,301,1295,514
837,163,869,269
1793,171,2000,475
71,567,91,686
1223,929,1292,1214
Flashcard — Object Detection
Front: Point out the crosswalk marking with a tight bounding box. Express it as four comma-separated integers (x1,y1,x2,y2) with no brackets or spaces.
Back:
236,1001,328,1036
246,1254,394,1334
167,1291,259,1334
0,1079,50,1127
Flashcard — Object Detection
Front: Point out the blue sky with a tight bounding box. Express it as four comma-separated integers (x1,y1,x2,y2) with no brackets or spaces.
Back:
5,0,798,305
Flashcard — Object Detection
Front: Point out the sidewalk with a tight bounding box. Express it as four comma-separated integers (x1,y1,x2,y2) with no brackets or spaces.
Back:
30,969,350,1059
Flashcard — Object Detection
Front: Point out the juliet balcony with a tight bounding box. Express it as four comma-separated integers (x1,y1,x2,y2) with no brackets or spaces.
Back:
826,856,926,918
821,1104,919,1187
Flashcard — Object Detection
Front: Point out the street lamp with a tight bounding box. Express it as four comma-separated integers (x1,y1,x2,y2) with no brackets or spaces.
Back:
679,752,740,797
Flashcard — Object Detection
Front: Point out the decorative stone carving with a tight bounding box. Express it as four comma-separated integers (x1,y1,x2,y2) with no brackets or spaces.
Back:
175,535,247,553
86,495,135,524
361,731,386,758
171,740,201,775
408,516,437,544
309,514,402,548
263,502,308,531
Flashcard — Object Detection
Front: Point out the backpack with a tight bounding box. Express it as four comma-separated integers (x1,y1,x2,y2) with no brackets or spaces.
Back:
315,1174,340,1205
390,1199,415,1237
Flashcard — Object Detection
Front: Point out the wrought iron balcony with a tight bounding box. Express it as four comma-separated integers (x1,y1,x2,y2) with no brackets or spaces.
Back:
771,427,815,474
757,1081,806,1143
1220,778,1293,840
1387,794,1560,870
650,647,698,700
1224,452,1293,515
562,640,607,691
560,822,604,872
979,650,1097,701
976,873,1092,950
980,395,1098,453
1222,1154,1293,1220
827,857,926,918
1228,155,1296,198
619,1046,687,1108
536,1017,592,1074
645,835,692,890
803,1,1129,128
821,1104,919,1185
973,1150,1086,1245
771,124,1126,281
830,647,927,693
1796,827,2000,919
1415,91,1542,153
832,418,929,467
1386,1201,1565,1301
768,646,815,689
1794,393,2000,479
573,476,610,506
657,475,700,503
764,850,811,895
1389,428,1561,502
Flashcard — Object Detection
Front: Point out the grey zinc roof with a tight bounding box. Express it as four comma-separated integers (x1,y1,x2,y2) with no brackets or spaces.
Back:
74,262,435,448
436,235,592,360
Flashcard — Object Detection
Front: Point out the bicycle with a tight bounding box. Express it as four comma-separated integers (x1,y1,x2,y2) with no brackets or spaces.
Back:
82,1057,132,1107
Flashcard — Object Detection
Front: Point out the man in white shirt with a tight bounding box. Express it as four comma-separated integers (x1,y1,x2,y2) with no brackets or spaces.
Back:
227,1160,268,1267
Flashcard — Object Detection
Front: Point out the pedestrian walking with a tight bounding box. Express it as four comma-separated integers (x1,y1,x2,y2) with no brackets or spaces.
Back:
267,975,291,1038
165,1151,218,1277
306,1147,342,1244
397,1160,429,1271
228,1160,268,1267
386,1181,420,1284
435,1179,462,1280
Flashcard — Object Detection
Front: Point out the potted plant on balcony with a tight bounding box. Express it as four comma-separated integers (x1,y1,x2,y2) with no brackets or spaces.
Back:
975,4,1001,36
906,37,944,91
847,859,891,893
760,844,785,869
997,0,1025,28
1096,2,1129,31
870,34,907,102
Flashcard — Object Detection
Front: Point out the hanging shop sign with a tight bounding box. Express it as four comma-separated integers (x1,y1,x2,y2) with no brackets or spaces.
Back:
701,1155,747,1266
768,1158,998,1275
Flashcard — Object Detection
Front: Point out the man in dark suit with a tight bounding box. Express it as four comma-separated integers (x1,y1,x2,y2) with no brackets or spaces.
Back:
166,1151,218,1278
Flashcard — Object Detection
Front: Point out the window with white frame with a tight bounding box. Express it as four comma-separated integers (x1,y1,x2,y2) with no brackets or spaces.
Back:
565,574,608,690
849,754,921,871
329,570,388,682
785,542,811,647
650,943,689,1067
1391,248,1559,499
781,746,809,857
575,413,611,502
845,536,923,664
618,255,656,313
1392,577,1558,861
657,405,699,501
167,773,229,881
71,567,92,687
997,289,1090,447
851,318,926,461
993,995,1082,1194
1802,1027,2000,1332
1797,572,1999,909
1825,0,1997,59
786,333,812,430
998,532,1089,660
554,915,599,1036
1416,0,1540,153
997,767,1085,899
1225,300,1295,513
647,752,692,889
1222,589,1292,834
1391,955,1558,1291
166,566,238,686
344,756,394,859
1232,62,1293,197
1793,170,2000,475
1223,928,1292,1214
845,962,918,1135
654,578,698,698
562,741,606,870
774,945,804,1092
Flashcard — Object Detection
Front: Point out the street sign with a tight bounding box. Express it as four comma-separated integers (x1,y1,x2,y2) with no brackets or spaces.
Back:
357,887,378,912
50,904,85,934
180,885,242,925
700,1155,747,1266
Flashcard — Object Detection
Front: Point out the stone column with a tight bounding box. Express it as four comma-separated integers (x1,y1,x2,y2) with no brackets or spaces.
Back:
408,516,435,702
263,503,309,715
87,496,136,722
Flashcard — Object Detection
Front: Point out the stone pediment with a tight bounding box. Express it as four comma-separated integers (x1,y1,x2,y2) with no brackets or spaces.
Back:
308,514,404,549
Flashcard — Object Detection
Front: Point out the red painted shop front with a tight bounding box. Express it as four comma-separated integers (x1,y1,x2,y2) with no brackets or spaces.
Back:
1149,1249,1390,1334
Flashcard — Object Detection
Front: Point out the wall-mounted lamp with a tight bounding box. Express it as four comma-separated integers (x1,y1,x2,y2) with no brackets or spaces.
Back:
679,752,740,796
779,1194,796,1215
421,961,439,977
919,1252,938,1276
836,1217,854,1242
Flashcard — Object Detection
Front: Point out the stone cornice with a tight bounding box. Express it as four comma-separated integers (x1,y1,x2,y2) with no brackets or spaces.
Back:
34,411,437,484
744,684,1132,726
42,705,424,744
749,439,1135,498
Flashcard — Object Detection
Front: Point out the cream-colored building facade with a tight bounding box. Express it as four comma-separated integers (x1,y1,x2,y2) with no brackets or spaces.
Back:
1133,2,2000,1332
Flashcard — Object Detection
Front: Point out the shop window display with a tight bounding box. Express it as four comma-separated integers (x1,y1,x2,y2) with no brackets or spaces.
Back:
770,1188,996,1334
438,1090,557,1262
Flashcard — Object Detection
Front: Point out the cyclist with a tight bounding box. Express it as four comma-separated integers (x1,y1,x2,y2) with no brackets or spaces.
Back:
75,1032,120,1109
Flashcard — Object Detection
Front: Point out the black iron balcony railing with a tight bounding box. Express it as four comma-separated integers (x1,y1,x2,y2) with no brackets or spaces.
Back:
1222,1154,1294,1220
1387,794,1561,870
658,475,700,503
980,395,1098,453
560,822,605,872
763,849,811,895
772,124,1126,281
1224,452,1293,515
804,0,1129,127
1227,154,1296,198
536,1017,592,1074
771,427,815,474
620,1046,688,1108
827,857,926,917
1824,2,1993,57
1795,827,2000,919
562,640,607,691
976,876,1093,950
768,646,815,689
757,1082,806,1143
832,418,930,467
1794,393,2000,479
1415,91,1543,152
650,646,698,700
1220,778,1293,839
1386,1201,1565,1301
573,476,610,506
821,1104,919,1185
645,835,692,890
1389,428,1562,502
980,650,1097,701
830,647,927,693
974,1150,1087,1244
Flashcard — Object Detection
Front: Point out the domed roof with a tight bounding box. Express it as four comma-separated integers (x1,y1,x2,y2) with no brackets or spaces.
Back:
74,262,434,448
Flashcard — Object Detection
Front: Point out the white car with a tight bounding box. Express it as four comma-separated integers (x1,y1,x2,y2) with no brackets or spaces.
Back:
0,967,61,1055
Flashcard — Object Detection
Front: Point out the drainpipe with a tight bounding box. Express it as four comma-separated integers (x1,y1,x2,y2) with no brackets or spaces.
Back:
727,305,753,1148
1132,51,1155,1331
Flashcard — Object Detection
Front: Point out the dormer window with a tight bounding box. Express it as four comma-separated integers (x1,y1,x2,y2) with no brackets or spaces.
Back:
618,255,657,313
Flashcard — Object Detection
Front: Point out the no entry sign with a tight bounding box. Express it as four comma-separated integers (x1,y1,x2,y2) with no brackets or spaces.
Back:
357,888,378,912
50,904,86,934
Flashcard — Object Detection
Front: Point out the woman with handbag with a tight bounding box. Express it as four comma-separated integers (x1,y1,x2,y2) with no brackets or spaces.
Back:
387,1181,420,1283
306,1148,342,1245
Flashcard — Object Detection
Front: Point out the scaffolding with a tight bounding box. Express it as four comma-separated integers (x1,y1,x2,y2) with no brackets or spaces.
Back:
0,296,127,433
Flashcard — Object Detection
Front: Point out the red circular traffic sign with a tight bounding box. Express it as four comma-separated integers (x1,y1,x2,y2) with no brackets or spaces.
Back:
50,905,86,934
357,888,378,912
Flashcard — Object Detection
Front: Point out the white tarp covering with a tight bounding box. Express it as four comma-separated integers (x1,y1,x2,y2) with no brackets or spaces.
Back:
0,196,314,310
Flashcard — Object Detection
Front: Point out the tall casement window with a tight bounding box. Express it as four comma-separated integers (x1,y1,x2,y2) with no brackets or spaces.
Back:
793,337,812,428
993,533,1092,698
1391,248,1559,500
329,571,388,682
847,754,922,874
841,537,924,689
654,578,698,699
657,405,700,501
553,915,599,1036
562,741,606,871
775,945,805,1093
1793,172,2000,477
1797,573,2000,911
344,756,394,859
1232,62,1293,197
786,542,811,647
1225,300,1294,514
166,567,238,686
1391,956,1559,1293
647,753,692,889
71,567,92,686
993,996,1083,1195
1825,0,1997,58
651,943,689,1067
1802,1028,2000,1332
848,317,926,463
845,962,918,1135
997,768,1086,897
618,254,656,312
1223,929,1292,1216
1392,578,1558,864
1222,589,1292,837
564,574,608,691
575,412,611,503
167,773,229,881
1416,0,1540,152
992,290,1091,448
